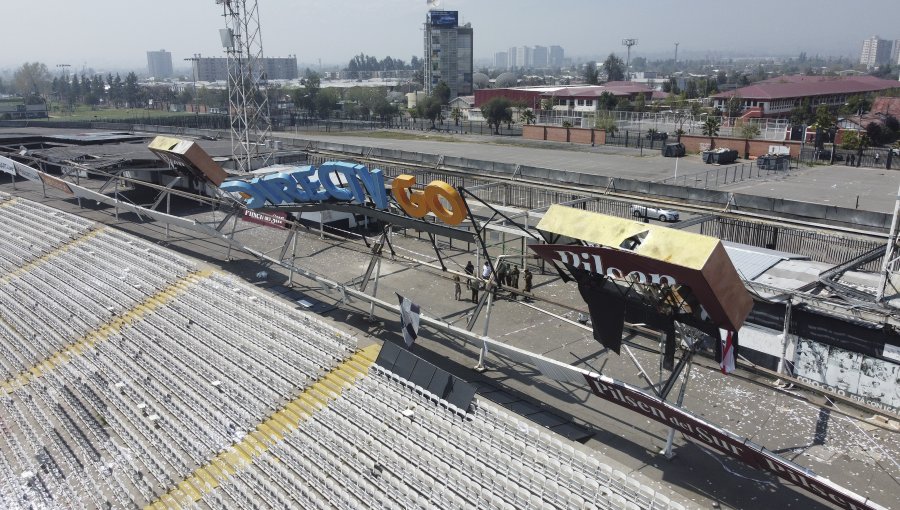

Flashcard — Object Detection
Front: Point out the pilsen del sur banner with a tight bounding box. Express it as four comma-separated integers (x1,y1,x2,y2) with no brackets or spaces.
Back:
220,162,467,226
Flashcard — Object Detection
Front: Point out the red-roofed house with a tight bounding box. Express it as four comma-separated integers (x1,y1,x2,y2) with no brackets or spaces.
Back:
711,75,900,118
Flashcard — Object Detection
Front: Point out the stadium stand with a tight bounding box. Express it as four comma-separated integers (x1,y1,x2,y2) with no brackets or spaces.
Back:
0,191,685,509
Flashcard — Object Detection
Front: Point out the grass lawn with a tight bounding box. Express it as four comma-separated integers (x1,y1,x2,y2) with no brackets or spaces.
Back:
48,105,194,121
309,130,459,142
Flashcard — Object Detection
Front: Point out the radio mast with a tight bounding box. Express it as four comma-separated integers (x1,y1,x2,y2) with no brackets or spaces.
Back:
216,0,272,172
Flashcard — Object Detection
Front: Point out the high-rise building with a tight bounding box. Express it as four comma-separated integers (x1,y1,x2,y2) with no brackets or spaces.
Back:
507,47,518,70
146,49,173,78
860,36,892,68
513,46,533,69
494,51,508,70
423,10,473,99
192,56,298,81
550,45,565,68
532,46,549,69
892,40,900,66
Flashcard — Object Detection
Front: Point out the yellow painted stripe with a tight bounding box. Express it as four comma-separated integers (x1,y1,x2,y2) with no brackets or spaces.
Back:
145,343,381,509
0,269,213,392
0,226,104,285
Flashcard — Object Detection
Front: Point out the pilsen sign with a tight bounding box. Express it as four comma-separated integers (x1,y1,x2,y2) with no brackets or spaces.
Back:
532,206,753,332
220,163,467,226
584,373,885,510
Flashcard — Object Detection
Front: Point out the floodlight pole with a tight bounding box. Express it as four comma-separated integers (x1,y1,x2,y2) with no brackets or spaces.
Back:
621,39,638,81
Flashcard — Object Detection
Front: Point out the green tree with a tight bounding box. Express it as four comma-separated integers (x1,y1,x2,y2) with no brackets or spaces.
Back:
740,122,761,140
292,71,322,116
432,81,451,104
520,109,536,125
842,94,872,117
417,96,443,128
124,72,141,107
594,111,618,134
314,88,340,119
789,98,813,126
603,54,625,82
450,106,463,126
633,93,646,113
597,91,618,111
813,104,836,146
702,116,721,146
583,61,599,85
481,97,513,135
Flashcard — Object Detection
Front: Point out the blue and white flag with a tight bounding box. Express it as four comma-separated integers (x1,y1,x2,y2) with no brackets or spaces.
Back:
396,293,421,348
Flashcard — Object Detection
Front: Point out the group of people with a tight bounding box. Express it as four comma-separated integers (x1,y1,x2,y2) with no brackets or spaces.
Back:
454,260,533,303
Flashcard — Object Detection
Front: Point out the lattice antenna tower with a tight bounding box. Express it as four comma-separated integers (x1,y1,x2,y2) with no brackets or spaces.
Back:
216,0,272,172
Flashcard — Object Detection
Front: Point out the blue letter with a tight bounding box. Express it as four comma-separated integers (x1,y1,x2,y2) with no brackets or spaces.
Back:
220,180,268,209
292,165,329,201
317,162,354,201
357,166,388,209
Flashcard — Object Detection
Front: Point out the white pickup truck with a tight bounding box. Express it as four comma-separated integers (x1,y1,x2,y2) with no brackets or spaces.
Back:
630,204,680,222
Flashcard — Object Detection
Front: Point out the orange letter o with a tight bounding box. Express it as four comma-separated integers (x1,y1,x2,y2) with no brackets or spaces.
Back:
424,181,466,225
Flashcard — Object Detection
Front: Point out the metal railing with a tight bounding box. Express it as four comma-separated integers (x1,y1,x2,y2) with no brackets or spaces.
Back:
656,160,791,189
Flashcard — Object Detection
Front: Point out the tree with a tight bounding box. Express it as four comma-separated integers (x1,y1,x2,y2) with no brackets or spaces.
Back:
432,81,451,104
124,72,141,107
814,104,836,146
597,91,618,111
314,88,340,119
702,116,721,146
740,122,761,140
595,111,618,135
583,61,599,85
13,62,52,98
603,54,625,82
450,106,463,126
520,109,536,125
292,71,321,116
417,96,443,128
481,97,513,135
724,94,744,118
789,98,813,126
842,94,872,117
633,93,646,113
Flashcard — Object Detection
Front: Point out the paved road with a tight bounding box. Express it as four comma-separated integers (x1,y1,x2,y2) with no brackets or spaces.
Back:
4,177,897,510
286,131,900,214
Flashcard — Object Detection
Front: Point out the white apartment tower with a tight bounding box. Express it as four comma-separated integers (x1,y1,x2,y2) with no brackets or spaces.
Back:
860,36,892,68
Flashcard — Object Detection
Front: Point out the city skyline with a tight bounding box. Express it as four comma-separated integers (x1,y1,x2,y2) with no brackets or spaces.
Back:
2,0,899,72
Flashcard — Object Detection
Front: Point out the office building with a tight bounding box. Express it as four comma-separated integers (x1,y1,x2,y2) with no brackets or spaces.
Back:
892,40,900,66
550,46,565,68
494,51,508,70
193,56,298,82
146,49,173,79
423,10,474,98
532,46,549,69
507,47,518,70
860,36,893,68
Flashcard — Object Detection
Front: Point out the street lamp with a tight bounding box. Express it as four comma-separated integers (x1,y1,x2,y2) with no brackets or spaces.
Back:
184,54,201,114
56,64,71,116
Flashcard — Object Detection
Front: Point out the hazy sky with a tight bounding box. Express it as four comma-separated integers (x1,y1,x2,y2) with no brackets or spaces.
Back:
2,0,899,72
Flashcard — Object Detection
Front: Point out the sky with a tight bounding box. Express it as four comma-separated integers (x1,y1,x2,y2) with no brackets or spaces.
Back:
2,0,899,73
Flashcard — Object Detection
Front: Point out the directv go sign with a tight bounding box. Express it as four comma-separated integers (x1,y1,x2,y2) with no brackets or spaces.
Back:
220,162,467,226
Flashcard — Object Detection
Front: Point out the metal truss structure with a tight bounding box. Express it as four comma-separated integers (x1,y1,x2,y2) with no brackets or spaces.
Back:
217,0,272,172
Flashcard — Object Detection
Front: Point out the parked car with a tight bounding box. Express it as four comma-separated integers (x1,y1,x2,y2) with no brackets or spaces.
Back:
631,204,680,222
